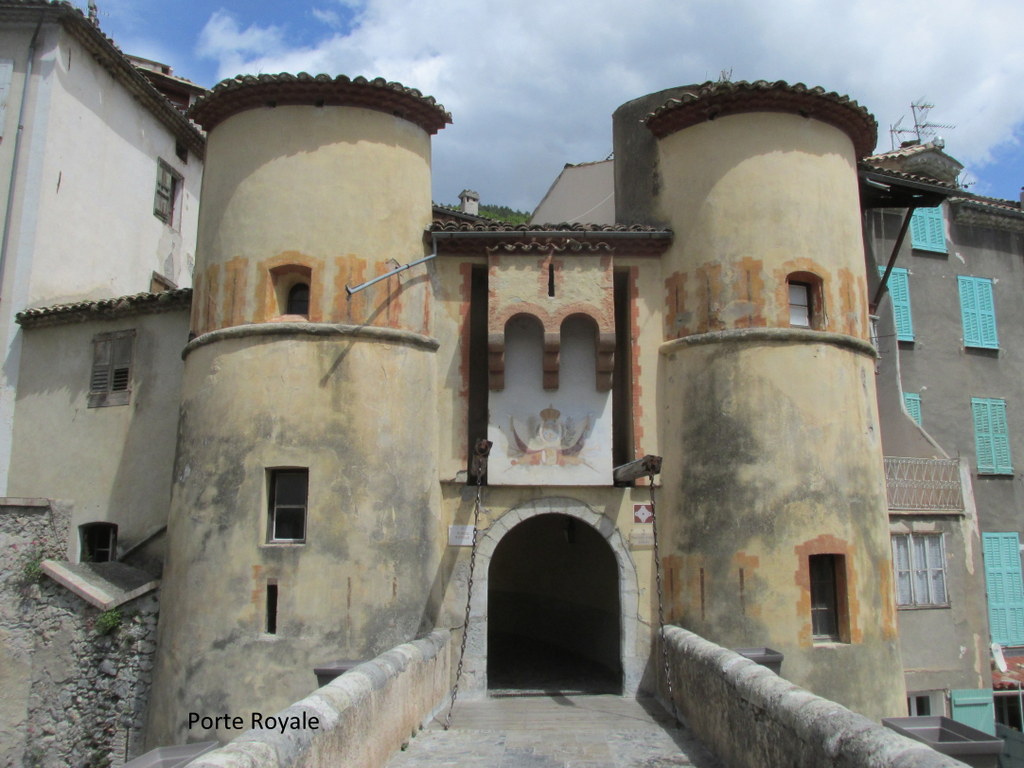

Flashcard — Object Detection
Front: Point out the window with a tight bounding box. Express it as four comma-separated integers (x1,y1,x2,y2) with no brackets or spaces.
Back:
79,522,117,563
154,159,182,225
266,581,279,634
286,283,310,316
908,692,940,717
958,276,998,349
983,532,1024,646
972,397,1012,475
88,330,134,408
904,392,922,426
809,554,847,642
910,207,946,253
892,533,948,607
268,469,308,543
788,281,811,327
879,266,914,342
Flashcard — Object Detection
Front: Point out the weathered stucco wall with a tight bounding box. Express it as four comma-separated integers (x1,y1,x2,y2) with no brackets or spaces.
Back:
662,626,967,768
149,328,442,746
191,104,434,336
185,630,449,768
9,309,189,568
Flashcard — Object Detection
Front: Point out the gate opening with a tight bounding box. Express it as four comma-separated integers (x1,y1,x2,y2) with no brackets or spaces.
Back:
487,513,622,694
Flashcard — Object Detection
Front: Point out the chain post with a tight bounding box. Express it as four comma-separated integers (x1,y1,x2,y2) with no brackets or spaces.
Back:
444,438,491,730
648,470,678,724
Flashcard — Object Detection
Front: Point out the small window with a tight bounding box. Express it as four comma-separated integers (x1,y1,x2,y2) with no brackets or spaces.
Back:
892,533,948,607
909,207,946,253
972,397,1012,475
266,581,279,634
88,330,134,408
286,283,310,316
788,281,811,327
268,469,308,543
809,554,848,642
154,159,182,226
80,522,117,563
958,276,998,350
786,272,823,329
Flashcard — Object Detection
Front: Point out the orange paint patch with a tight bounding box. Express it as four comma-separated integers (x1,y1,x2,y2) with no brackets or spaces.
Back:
696,263,724,333
628,267,645,454
733,552,761,621
665,271,687,339
733,257,765,328
332,255,369,323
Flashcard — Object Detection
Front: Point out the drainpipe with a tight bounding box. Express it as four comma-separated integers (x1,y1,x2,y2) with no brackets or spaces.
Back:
345,233,438,295
0,15,44,299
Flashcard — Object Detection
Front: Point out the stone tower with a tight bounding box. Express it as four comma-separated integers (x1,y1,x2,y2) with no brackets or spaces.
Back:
147,74,451,745
614,81,905,719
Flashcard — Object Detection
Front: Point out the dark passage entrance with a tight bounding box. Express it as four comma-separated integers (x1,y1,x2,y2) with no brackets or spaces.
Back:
488,513,622,694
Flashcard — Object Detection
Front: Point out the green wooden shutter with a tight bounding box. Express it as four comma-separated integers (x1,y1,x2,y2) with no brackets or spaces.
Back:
973,398,1012,474
950,689,995,735
903,393,922,425
983,532,1024,646
959,276,999,349
878,266,914,341
910,207,946,253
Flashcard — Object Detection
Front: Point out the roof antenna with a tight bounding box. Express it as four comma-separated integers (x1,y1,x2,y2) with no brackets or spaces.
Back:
889,100,955,150
87,1,99,26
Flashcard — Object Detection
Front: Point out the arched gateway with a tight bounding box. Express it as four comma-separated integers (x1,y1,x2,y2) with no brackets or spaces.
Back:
459,497,643,698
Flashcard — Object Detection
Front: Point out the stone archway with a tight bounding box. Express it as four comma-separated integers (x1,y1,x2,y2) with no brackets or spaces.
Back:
459,497,642,698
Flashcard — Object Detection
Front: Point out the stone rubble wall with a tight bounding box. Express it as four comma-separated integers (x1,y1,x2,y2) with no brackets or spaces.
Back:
0,500,159,768
662,625,969,768
186,630,451,768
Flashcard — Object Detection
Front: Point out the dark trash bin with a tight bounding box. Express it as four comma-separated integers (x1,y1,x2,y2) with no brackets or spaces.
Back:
882,716,1002,768
733,647,784,675
314,658,362,688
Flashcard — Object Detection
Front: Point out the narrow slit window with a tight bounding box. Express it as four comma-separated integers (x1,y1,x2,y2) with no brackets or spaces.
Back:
548,262,556,298
266,582,278,634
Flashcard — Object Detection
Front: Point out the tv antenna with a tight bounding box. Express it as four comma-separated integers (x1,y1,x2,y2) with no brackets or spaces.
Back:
889,100,955,150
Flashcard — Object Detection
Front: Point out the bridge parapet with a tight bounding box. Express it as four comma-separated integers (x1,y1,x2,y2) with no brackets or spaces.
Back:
185,630,450,768
662,626,968,768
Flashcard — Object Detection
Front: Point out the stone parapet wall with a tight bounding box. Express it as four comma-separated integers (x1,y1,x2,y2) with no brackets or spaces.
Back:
187,629,450,768
662,626,967,768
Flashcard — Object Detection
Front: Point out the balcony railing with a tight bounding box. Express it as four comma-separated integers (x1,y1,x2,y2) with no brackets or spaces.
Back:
884,457,964,512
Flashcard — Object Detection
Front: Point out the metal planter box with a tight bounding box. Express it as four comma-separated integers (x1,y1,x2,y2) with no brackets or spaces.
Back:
882,716,1002,768
733,647,784,675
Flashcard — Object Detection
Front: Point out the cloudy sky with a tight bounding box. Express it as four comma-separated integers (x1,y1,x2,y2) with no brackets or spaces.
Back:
80,0,1024,213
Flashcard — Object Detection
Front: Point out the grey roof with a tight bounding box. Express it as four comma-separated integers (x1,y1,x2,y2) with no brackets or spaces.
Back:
16,288,192,328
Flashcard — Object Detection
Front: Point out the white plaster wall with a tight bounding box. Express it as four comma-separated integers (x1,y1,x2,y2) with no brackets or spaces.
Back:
488,315,612,485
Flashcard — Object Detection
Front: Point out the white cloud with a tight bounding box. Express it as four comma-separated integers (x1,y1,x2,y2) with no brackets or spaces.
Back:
191,0,1024,209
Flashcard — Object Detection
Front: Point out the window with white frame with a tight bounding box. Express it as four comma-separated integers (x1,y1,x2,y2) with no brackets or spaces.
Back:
892,533,948,607
267,469,308,543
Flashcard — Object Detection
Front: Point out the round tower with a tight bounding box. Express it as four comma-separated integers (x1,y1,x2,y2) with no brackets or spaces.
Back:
616,81,904,719
148,74,451,745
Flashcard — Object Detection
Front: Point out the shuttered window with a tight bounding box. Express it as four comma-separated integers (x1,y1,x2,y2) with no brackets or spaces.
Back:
958,276,999,349
972,397,1012,474
983,533,1024,648
892,533,947,607
879,266,914,341
903,392,922,425
910,206,946,253
154,159,181,225
88,330,134,408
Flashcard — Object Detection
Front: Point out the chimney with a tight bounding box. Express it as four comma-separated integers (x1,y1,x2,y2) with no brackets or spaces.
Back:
459,189,480,216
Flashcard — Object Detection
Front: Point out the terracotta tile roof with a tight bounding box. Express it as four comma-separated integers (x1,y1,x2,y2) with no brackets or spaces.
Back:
189,73,452,135
0,1,205,157
858,162,959,191
431,221,668,234
430,221,672,255
644,80,877,158
866,143,938,162
16,288,192,328
431,203,493,225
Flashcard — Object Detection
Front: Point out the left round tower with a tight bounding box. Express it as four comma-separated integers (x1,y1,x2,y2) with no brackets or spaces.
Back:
147,74,451,746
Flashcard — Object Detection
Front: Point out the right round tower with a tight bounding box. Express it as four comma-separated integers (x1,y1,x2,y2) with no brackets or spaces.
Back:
616,81,905,720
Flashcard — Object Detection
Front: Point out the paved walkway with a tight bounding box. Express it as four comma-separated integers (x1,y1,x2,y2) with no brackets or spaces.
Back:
385,694,723,768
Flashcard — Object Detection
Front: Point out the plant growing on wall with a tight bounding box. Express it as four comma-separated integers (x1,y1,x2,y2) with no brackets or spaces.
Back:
94,607,122,636
17,538,60,584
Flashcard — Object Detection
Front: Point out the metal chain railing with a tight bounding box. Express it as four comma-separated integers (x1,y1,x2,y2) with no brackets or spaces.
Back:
648,470,678,724
444,439,491,730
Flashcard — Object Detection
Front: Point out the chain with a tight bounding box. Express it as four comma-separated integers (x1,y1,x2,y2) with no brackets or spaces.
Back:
444,439,491,730
649,471,678,724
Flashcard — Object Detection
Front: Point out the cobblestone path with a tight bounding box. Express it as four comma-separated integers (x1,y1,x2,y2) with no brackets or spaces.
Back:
385,694,723,768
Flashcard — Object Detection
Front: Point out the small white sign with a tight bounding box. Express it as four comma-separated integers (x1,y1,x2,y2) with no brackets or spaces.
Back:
630,529,654,547
448,525,476,547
